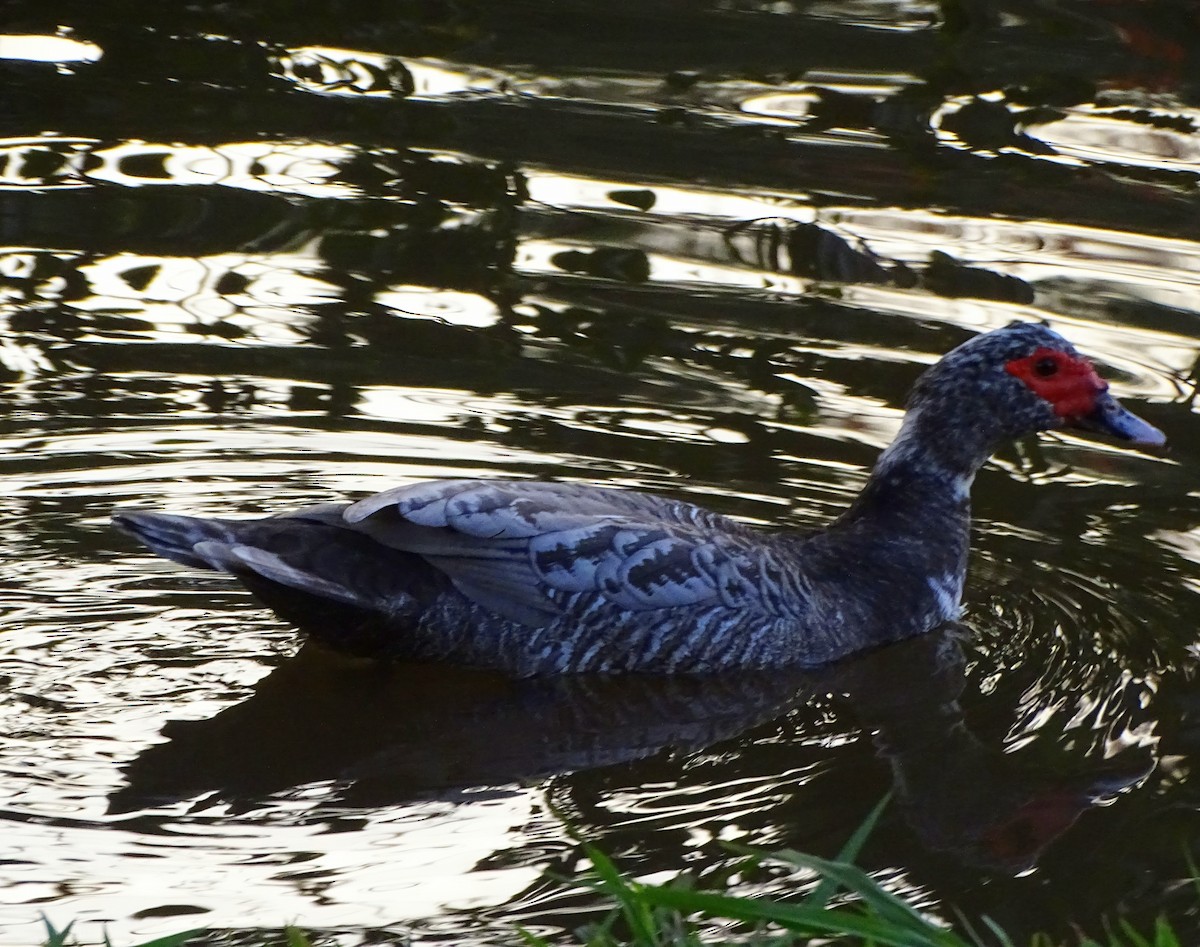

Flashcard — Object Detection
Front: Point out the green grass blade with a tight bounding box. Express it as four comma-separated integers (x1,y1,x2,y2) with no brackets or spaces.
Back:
283,927,313,947
515,926,553,947
1184,845,1200,901
762,849,938,933
805,793,891,910
951,908,1012,947
1149,915,1182,947
1119,916,1153,947
40,916,75,947
583,845,659,945
976,914,1019,947
634,884,964,947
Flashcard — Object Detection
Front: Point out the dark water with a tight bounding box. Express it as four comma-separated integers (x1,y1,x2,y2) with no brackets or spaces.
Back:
2,2,1199,944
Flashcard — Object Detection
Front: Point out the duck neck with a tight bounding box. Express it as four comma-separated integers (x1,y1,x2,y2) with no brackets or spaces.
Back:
839,406,992,531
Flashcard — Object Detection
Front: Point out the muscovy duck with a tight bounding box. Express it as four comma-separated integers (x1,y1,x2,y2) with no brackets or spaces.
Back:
114,322,1164,675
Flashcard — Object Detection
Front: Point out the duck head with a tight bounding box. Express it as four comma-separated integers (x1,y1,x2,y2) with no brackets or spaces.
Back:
888,323,1165,480
998,325,1165,448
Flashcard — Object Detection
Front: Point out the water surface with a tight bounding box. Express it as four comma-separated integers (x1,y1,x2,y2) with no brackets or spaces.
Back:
2,2,1200,944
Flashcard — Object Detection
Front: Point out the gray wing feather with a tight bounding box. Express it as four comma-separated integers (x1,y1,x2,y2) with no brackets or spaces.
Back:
344,480,771,624
193,542,367,607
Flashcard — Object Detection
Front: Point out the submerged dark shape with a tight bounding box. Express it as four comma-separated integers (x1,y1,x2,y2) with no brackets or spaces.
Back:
113,322,1164,675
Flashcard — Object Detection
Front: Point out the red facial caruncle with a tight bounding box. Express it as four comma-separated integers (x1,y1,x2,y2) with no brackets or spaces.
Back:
1004,347,1108,420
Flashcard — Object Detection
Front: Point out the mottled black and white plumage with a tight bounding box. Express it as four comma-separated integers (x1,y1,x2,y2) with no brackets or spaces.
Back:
114,323,1165,675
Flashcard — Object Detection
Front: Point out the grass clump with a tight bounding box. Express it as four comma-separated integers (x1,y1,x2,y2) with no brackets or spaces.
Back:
529,844,1188,947
39,798,1192,947
523,795,968,946
520,797,1188,947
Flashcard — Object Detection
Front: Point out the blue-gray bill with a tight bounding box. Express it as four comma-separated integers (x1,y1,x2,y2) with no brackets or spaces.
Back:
1073,391,1166,448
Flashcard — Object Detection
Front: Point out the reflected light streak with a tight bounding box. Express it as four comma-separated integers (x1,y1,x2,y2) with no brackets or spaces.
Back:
741,90,820,120
524,170,814,224
1028,106,1200,175
91,141,355,197
0,136,358,198
375,288,500,328
515,238,810,295
0,34,102,64
837,206,1200,291
2,792,543,946
277,46,407,98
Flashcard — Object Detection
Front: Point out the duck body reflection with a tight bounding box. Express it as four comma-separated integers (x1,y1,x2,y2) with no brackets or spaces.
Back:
112,627,1150,875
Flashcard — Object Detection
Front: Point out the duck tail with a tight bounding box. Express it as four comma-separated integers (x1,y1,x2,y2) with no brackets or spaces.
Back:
112,510,363,607
113,507,440,656
112,510,236,569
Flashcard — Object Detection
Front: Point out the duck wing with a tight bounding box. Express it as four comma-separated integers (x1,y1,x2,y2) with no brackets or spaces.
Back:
343,480,775,625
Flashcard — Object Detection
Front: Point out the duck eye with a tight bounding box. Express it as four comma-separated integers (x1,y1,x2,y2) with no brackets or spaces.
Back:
1033,356,1059,377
